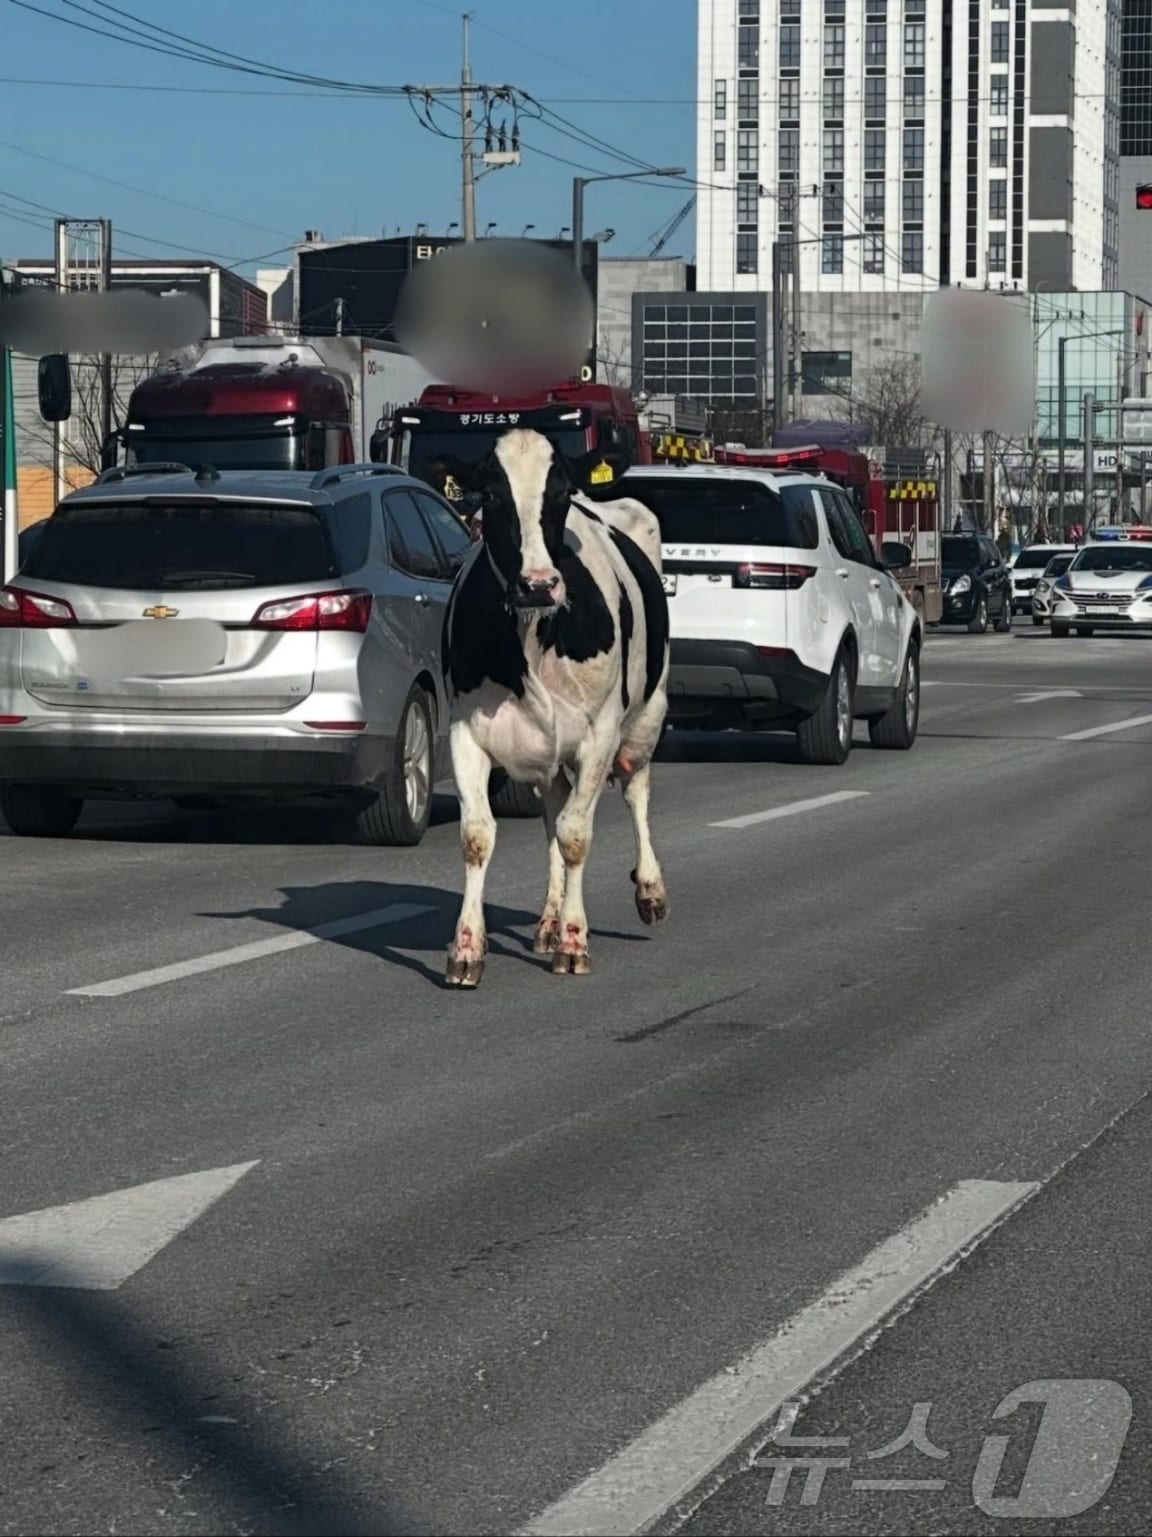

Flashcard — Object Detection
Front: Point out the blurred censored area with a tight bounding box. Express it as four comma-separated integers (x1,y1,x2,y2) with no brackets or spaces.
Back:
0,289,209,355
394,239,594,394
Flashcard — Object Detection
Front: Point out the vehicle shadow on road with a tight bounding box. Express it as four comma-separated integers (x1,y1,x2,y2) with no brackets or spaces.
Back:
657,729,812,765
49,791,462,847
4,1286,412,1536
200,880,648,990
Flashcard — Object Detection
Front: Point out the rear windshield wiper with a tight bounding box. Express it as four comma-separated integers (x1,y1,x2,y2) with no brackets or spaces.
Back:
157,569,259,588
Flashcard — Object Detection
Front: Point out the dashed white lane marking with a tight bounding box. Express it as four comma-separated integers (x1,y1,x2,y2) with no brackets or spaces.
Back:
66,903,434,998
1060,713,1152,742
519,1179,1037,1537
709,790,870,830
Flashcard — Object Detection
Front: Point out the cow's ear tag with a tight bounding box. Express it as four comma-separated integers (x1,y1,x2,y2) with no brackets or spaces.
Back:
443,474,463,500
589,460,614,484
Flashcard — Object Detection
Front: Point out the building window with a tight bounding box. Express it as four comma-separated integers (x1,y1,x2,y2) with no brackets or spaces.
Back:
902,177,924,221
714,80,727,119
737,182,759,223
776,130,797,174
824,76,844,118
777,78,798,120
903,75,924,117
823,127,844,173
825,0,845,14
863,233,885,274
865,77,886,119
741,78,761,119
803,350,852,393
863,182,885,220
822,234,844,273
823,181,844,223
988,231,1006,271
738,0,758,14
903,21,925,69
739,26,759,68
864,128,886,170
714,131,726,171
989,178,1007,220
780,0,800,14
824,23,845,69
990,126,1007,167
737,233,758,274
990,77,1008,116
780,24,801,68
901,230,923,273
902,126,924,170
990,22,1009,64
864,23,886,67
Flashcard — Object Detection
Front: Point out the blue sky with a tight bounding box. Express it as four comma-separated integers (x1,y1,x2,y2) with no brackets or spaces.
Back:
0,0,698,277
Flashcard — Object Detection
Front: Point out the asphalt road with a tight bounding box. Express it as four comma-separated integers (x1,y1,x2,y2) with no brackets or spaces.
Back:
2,623,1152,1536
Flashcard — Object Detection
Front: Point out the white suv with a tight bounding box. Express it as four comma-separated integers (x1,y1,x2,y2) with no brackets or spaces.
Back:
619,465,922,764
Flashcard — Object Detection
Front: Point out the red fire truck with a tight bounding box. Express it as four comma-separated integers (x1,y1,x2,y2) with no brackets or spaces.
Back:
710,443,943,622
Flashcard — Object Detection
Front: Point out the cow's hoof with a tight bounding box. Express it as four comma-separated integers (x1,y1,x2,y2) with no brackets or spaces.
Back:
533,922,560,954
636,891,668,925
551,949,591,976
446,955,484,987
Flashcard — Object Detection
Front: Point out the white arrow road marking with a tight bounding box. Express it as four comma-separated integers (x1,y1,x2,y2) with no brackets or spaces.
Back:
709,791,870,830
519,1179,1037,1537
1061,713,1152,741
67,902,434,998
0,1162,259,1289
1016,690,1083,704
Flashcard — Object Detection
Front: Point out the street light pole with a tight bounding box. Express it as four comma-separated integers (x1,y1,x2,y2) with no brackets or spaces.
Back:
771,239,784,428
1055,328,1123,537
570,167,686,272
1083,392,1096,535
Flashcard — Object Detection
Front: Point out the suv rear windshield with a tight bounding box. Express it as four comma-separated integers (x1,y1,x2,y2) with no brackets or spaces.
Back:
1014,547,1067,569
625,477,819,549
20,500,339,591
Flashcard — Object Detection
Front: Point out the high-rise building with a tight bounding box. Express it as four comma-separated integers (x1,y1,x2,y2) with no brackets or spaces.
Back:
696,0,1122,297
1120,0,1152,299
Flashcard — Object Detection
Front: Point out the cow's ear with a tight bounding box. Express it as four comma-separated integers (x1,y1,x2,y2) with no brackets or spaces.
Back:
568,444,632,494
415,453,476,503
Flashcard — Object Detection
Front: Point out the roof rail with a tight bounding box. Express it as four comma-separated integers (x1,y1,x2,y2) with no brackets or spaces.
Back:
309,463,407,490
96,461,193,483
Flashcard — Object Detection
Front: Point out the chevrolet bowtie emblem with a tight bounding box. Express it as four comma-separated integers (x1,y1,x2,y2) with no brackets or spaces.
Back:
142,605,179,619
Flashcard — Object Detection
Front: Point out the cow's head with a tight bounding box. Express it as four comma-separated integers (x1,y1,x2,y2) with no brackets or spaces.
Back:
431,428,631,614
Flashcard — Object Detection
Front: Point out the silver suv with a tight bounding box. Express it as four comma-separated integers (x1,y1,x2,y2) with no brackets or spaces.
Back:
0,461,491,843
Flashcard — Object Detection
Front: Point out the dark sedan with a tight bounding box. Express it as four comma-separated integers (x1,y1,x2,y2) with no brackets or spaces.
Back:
941,533,1013,632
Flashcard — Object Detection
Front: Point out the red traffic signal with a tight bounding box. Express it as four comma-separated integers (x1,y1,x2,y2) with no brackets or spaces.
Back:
1137,185,1152,209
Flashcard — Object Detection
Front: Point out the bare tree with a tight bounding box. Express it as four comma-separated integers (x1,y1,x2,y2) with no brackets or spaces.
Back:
595,339,633,389
21,353,156,477
826,356,929,450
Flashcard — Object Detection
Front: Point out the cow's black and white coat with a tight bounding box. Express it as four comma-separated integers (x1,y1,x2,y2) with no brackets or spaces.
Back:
440,428,670,985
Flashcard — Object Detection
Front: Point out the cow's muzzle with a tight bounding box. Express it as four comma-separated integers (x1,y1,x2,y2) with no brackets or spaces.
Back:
512,571,565,610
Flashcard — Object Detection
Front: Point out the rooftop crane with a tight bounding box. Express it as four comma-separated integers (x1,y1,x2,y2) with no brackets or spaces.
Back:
648,196,695,257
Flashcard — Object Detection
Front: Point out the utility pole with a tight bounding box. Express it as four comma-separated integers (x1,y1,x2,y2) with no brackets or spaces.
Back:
1083,391,1096,536
460,13,476,241
942,427,953,531
771,239,784,430
982,429,995,534
789,229,802,422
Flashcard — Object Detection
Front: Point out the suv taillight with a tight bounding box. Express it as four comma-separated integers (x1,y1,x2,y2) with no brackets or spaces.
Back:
250,589,372,632
733,563,816,590
0,586,78,627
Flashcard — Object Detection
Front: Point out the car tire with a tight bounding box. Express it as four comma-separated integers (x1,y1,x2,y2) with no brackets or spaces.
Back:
868,642,920,751
796,645,855,766
967,596,989,633
1075,626,1094,637
356,685,434,846
488,769,542,818
1051,622,1071,638
994,597,1012,632
1032,614,1045,627
0,784,83,837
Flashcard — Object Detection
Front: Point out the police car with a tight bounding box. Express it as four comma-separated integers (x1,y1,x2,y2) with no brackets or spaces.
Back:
1049,526,1152,637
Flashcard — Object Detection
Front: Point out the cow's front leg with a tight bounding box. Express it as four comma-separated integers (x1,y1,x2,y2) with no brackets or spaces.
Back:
551,731,615,976
534,770,570,954
447,721,495,988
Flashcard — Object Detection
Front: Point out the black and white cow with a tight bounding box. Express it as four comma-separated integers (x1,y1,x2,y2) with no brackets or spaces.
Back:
438,428,670,987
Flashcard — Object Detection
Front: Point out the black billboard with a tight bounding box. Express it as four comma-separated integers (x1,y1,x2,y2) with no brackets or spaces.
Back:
297,234,599,376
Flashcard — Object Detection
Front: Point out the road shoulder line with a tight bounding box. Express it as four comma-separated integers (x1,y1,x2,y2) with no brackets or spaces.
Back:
709,791,870,830
518,1178,1036,1537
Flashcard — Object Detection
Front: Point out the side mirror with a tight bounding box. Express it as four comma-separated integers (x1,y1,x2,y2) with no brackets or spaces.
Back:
368,428,390,463
37,354,71,423
99,431,120,472
881,540,913,570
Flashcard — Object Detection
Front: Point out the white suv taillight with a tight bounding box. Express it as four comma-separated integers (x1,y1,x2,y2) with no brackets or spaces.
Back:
733,563,816,590
250,589,372,632
0,586,78,627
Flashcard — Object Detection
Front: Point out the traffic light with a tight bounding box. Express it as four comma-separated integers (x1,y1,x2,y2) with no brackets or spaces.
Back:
1137,185,1152,209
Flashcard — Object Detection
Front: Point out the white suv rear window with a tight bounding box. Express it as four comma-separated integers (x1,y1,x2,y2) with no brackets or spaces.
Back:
628,478,819,549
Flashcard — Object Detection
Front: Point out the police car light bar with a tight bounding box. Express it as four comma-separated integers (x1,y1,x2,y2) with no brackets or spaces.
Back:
1089,525,1152,541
